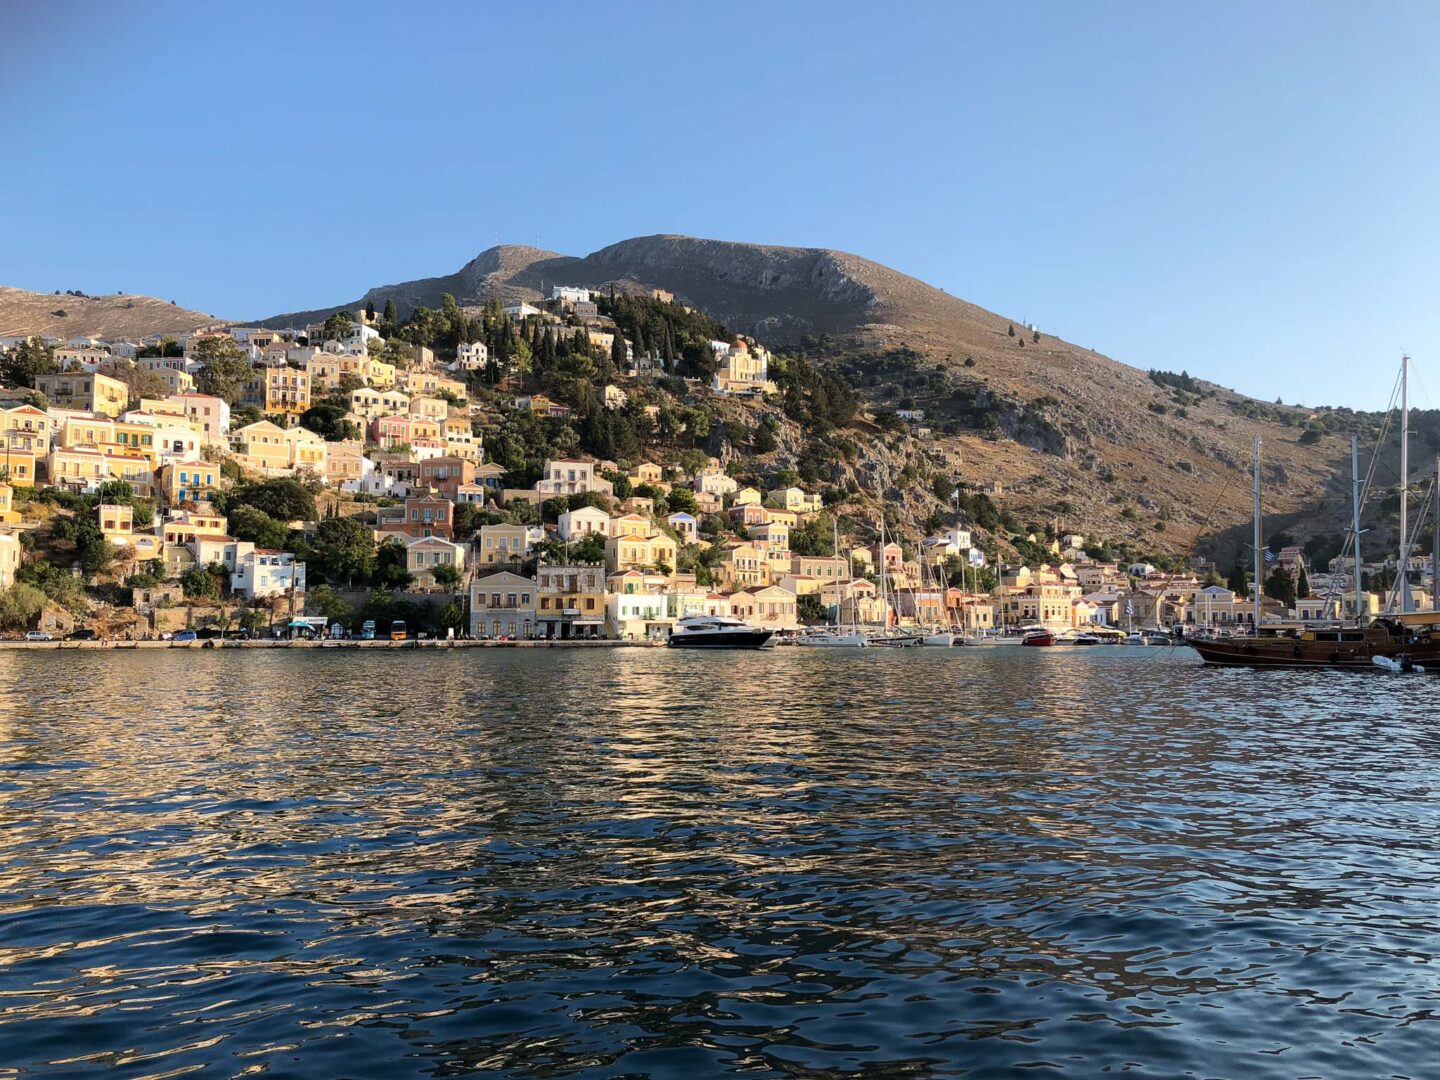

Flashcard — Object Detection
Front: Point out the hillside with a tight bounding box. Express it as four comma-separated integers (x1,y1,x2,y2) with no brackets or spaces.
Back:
257,235,1350,558
0,287,218,340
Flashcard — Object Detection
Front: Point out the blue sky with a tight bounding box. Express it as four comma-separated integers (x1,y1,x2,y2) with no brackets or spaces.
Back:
4,1,1438,409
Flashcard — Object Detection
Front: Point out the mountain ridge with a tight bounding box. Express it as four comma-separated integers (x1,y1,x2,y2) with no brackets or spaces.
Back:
0,286,217,340
5,235,1352,560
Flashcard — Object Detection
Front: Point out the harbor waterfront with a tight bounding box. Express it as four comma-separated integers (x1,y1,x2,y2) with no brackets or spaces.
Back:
2,648,1438,1077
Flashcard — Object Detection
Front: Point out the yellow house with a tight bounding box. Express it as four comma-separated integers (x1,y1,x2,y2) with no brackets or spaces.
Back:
727,585,798,629
477,523,533,566
608,512,652,539
400,370,466,400
604,531,678,574
0,482,18,525
285,427,327,475
47,447,112,490
1,404,56,444
162,509,229,546
716,542,769,589
0,440,37,487
324,440,366,485
112,419,159,464
767,486,822,513
35,371,129,417
97,502,134,538
408,396,450,423
243,368,311,414
103,448,155,497
365,357,397,388
233,420,291,472
59,415,115,449
157,460,221,507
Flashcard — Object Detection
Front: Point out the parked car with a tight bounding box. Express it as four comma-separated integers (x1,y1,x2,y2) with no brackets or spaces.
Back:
24,631,53,642
64,628,97,641
172,630,198,642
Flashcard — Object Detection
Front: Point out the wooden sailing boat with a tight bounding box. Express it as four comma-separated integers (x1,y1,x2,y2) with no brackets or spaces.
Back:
1189,356,1440,667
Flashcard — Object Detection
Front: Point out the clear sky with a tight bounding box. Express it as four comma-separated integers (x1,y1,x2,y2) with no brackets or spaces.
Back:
4,1,1439,409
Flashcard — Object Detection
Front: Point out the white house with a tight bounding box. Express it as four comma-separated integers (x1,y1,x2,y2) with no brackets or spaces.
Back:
558,505,611,541
451,341,489,371
536,459,612,496
230,550,306,599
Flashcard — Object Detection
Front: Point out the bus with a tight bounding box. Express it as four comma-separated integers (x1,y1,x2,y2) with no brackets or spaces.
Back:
360,620,376,640
390,620,407,641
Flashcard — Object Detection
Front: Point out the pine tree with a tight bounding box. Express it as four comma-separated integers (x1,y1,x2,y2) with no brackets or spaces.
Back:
610,332,626,371
383,299,397,325
1264,566,1297,609
1228,560,1249,596
1297,563,1311,598
1007,323,1016,337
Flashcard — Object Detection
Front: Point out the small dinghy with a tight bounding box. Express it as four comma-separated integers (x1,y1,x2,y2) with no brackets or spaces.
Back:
1373,654,1425,674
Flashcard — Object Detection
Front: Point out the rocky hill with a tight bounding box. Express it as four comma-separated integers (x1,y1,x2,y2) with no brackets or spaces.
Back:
0,286,218,341
257,235,1351,559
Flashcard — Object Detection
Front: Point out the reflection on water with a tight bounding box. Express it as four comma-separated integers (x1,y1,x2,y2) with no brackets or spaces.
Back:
1,648,1439,1077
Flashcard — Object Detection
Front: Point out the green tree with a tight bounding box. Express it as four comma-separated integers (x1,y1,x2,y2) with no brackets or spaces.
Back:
1296,563,1311,598
310,516,375,586
300,404,360,441
307,584,355,629
0,337,58,388
94,479,135,504
1228,559,1250,596
182,566,219,601
229,477,317,523
432,562,462,589
321,310,355,342
0,583,46,629
191,336,253,405
228,505,291,550
1264,566,1297,608
666,486,698,514
797,592,827,624
372,538,413,590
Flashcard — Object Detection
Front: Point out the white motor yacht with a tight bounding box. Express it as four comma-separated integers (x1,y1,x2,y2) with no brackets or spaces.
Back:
796,629,869,648
668,615,776,649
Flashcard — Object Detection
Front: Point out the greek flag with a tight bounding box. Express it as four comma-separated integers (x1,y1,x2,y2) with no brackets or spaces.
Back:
1125,599,1134,617
1264,549,1277,564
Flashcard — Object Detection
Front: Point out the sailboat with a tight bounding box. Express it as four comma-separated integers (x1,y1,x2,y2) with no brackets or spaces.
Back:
910,539,955,645
796,517,868,647
1189,356,1440,667
865,518,923,646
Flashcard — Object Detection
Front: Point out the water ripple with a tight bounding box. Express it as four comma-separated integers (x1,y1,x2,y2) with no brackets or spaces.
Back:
0,648,1438,1076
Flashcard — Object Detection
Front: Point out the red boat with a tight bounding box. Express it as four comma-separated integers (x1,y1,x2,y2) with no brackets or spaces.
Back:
1022,630,1056,646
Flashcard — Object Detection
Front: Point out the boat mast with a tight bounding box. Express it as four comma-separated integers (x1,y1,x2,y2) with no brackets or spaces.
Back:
1433,456,1439,614
1399,354,1411,613
877,518,889,629
1400,356,1413,610
1352,434,1363,624
1253,436,1263,630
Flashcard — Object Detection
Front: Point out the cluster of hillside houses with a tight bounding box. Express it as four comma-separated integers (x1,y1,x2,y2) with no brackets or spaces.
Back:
0,287,1421,638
